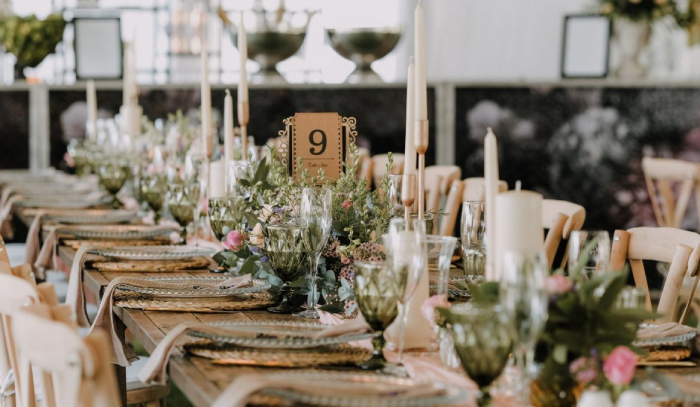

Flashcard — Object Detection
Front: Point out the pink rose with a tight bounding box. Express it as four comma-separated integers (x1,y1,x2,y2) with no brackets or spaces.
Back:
603,346,637,385
421,295,450,325
341,200,353,210
570,357,599,385
544,275,573,294
223,230,243,251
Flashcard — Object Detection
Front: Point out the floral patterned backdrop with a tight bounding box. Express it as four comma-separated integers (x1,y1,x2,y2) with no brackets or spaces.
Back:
455,86,700,232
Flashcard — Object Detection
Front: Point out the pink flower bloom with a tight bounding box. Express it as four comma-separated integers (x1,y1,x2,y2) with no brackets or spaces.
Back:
603,346,637,385
569,357,587,374
341,200,353,210
223,230,243,251
421,295,450,325
249,223,264,246
340,253,351,264
576,369,598,385
544,275,573,294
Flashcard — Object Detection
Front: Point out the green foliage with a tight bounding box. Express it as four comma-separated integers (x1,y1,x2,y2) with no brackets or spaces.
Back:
0,14,66,68
599,0,686,22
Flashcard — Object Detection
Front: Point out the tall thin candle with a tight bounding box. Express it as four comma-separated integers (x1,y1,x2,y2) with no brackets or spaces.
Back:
484,127,499,281
237,12,250,160
224,89,234,171
86,80,97,142
201,38,211,156
414,2,427,121
403,58,416,175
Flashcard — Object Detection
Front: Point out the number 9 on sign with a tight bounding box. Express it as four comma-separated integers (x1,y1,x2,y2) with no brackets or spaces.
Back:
309,129,327,155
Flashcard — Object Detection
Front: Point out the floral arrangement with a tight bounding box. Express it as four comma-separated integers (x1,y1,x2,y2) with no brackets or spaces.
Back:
213,143,394,315
0,14,66,75
598,0,694,22
429,246,655,403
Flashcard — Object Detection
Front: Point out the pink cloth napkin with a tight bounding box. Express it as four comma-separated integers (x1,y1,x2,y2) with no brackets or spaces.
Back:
91,274,254,367
139,309,371,386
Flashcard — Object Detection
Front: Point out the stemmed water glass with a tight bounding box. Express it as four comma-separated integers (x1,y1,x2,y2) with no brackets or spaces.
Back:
96,158,130,209
141,174,167,223
294,187,333,319
226,161,253,198
383,219,427,364
266,224,307,314
449,303,513,406
207,197,242,241
499,251,549,401
168,181,200,243
568,230,611,279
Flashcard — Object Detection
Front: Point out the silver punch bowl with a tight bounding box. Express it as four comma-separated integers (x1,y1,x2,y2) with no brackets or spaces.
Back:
327,27,403,83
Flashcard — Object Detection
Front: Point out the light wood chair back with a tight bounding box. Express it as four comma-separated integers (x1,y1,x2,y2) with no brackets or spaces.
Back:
462,177,508,202
353,147,372,188
438,180,465,236
541,199,586,268
642,157,700,229
610,227,700,323
0,235,10,264
371,154,404,189
13,304,120,407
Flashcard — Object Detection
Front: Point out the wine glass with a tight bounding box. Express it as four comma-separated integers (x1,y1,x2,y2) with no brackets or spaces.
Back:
226,160,253,198
568,230,611,280
383,219,427,364
353,260,405,370
168,181,200,242
266,224,308,314
499,251,549,401
96,158,130,209
294,187,333,319
461,201,486,283
141,174,167,223
449,303,513,406
208,197,243,241
184,152,209,246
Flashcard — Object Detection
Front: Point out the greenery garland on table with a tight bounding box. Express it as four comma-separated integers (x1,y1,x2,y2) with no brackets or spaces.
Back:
213,143,394,315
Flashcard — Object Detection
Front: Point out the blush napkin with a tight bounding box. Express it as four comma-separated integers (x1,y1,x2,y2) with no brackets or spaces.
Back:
139,310,371,385
90,274,254,367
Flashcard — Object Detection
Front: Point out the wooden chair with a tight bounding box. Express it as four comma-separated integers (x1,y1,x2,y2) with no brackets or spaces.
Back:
371,153,404,189
541,199,586,268
13,303,121,407
610,227,700,323
424,166,462,230
462,177,508,202
438,179,465,236
642,157,700,229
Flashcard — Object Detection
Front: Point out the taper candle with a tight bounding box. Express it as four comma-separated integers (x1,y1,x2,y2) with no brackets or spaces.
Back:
484,127,499,281
201,38,211,155
224,89,234,170
414,2,427,122
403,58,416,176
237,12,249,104
86,80,97,142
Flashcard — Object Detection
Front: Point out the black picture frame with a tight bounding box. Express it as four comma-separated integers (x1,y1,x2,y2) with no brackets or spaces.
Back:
74,17,123,80
561,14,611,79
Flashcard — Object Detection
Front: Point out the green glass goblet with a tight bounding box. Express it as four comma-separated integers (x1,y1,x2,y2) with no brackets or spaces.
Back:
208,197,243,241
265,224,307,314
168,182,200,242
141,174,167,222
96,160,130,209
353,260,407,370
449,303,513,406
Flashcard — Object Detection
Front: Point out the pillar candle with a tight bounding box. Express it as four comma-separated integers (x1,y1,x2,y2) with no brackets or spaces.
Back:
86,80,97,142
494,190,544,279
209,161,226,199
201,39,211,155
484,128,499,280
403,58,416,175
414,3,427,122
224,89,235,171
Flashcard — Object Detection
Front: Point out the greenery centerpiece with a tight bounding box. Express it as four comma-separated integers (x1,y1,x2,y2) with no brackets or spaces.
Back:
213,144,393,315
431,246,655,406
0,13,66,79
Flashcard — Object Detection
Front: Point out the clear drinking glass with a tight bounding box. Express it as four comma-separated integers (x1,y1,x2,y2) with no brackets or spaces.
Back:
568,230,611,280
208,197,243,241
384,219,427,364
184,152,209,246
461,201,486,283
141,174,167,223
168,181,200,242
226,160,253,198
499,250,549,401
425,235,458,297
96,158,130,209
266,224,307,314
387,174,403,217
294,187,333,319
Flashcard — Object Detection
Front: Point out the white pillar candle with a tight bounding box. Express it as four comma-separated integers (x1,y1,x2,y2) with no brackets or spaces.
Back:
403,58,416,175
201,39,211,155
86,80,97,142
414,3,427,122
484,128,499,280
209,160,226,199
237,12,249,105
224,89,235,170
494,190,544,279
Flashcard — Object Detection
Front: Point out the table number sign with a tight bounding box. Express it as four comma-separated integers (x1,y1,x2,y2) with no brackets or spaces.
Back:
277,112,357,183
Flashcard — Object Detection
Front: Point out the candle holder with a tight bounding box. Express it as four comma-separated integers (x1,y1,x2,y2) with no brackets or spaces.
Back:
238,101,250,161
401,174,416,228
414,119,429,220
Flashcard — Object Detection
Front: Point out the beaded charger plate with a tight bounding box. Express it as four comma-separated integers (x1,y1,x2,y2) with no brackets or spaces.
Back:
89,245,215,261
634,323,698,348
46,210,138,225
116,276,270,298
188,320,374,349
89,257,212,272
55,225,177,240
184,340,372,367
113,290,275,312
257,371,468,406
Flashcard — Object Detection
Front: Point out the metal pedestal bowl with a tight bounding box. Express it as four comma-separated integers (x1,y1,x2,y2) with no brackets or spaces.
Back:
230,29,306,83
327,27,403,83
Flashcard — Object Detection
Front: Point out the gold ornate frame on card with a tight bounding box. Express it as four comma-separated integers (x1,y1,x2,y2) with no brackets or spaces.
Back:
276,114,357,177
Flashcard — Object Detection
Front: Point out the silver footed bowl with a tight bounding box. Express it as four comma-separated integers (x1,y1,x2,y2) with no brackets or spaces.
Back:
326,27,402,83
